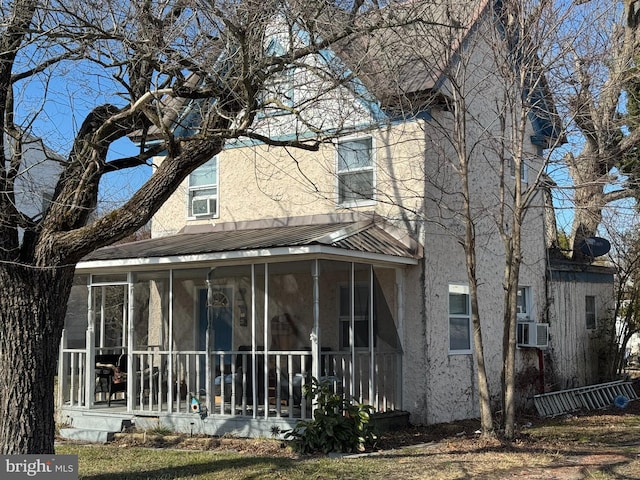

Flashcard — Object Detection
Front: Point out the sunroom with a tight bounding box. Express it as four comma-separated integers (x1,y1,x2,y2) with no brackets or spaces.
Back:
57,220,420,436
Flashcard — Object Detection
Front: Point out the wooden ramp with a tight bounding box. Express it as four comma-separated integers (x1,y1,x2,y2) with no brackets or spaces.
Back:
533,380,638,417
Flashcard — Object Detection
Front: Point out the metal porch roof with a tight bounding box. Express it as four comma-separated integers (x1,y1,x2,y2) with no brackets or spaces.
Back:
81,221,421,266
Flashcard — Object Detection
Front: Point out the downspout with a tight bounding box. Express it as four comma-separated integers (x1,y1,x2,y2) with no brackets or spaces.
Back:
537,348,545,394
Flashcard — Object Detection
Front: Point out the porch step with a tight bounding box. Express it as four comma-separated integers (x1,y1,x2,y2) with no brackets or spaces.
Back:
58,414,134,444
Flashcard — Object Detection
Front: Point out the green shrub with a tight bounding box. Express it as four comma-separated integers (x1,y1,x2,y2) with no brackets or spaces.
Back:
284,377,376,454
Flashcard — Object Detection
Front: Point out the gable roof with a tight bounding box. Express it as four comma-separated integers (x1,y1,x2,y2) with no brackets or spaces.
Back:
77,220,421,271
333,0,489,109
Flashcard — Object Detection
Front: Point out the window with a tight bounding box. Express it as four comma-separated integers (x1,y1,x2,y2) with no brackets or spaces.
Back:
449,284,472,354
516,286,532,320
337,138,374,205
586,295,597,330
188,157,218,218
508,157,527,182
339,284,370,349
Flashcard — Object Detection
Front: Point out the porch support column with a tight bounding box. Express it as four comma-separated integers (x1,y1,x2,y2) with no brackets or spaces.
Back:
167,269,174,412
368,264,375,409
58,328,67,410
205,270,215,414
126,272,135,412
263,263,269,418
350,263,355,402
85,277,95,408
311,260,320,409
251,264,257,419
396,268,404,410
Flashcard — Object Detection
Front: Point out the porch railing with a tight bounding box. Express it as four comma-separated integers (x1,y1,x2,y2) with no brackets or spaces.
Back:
58,342,401,420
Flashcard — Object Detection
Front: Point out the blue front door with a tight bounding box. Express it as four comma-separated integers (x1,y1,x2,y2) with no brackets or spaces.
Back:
198,287,233,356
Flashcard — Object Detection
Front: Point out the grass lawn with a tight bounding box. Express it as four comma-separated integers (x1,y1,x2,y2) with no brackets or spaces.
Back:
56,406,640,480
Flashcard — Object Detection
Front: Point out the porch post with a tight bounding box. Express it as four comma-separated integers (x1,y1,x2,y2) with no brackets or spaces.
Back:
369,265,375,408
205,270,215,414
58,328,67,412
251,264,257,419
396,268,404,410
311,260,320,409
85,277,95,408
263,263,269,418
99,286,105,349
126,272,135,412
350,262,355,402
167,269,174,412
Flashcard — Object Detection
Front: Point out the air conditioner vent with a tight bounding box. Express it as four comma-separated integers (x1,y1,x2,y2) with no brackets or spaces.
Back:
191,196,216,217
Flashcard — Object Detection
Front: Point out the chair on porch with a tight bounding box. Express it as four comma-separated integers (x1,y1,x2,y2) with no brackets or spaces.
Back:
95,353,127,406
213,345,265,403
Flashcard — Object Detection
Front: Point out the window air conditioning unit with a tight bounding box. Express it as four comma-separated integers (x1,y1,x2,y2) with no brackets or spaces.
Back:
516,322,549,349
192,197,215,217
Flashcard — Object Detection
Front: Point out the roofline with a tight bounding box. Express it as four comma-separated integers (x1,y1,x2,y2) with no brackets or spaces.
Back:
75,244,419,273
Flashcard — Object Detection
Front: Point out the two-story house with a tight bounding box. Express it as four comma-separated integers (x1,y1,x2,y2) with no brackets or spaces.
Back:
57,0,599,438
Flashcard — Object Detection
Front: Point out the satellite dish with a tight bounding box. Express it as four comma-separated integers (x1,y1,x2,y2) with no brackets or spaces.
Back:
579,237,611,258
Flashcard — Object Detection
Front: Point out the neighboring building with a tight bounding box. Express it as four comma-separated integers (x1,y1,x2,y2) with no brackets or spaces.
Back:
8,133,64,236
546,259,616,389
57,1,611,437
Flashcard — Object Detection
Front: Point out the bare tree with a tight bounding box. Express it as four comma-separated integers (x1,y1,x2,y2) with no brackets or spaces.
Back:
558,0,640,258
0,0,418,454
598,217,640,379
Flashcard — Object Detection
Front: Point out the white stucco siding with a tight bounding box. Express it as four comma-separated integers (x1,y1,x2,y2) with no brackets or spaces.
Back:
151,120,429,237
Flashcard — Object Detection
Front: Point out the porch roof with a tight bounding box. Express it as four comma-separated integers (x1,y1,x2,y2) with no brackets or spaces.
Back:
77,221,421,271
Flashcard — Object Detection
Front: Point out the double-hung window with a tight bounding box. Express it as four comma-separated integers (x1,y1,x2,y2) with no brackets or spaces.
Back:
339,284,370,349
188,157,218,218
337,137,374,205
449,284,472,354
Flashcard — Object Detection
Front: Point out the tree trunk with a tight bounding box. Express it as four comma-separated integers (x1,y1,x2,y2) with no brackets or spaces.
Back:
502,257,519,440
0,265,74,454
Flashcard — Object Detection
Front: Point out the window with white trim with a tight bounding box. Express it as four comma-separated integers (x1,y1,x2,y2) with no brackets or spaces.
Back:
339,284,370,349
586,295,597,330
516,286,532,321
449,284,472,354
188,157,218,218
337,137,374,205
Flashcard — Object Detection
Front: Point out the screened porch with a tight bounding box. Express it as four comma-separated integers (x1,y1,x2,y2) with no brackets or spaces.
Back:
58,258,407,423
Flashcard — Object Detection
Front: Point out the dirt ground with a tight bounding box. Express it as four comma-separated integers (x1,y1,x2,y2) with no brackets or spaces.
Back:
99,399,640,480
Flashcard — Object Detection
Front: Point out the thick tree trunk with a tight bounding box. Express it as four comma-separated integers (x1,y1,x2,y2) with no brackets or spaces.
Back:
0,265,74,454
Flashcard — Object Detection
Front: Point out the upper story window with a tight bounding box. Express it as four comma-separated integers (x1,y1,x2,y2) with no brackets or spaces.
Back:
586,295,597,330
337,137,374,206
508,157,527,183
449,284,472,354
188,157,218,219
